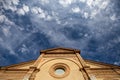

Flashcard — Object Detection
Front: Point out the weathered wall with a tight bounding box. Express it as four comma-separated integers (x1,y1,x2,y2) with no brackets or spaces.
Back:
0,70,28,80
35,58,85,80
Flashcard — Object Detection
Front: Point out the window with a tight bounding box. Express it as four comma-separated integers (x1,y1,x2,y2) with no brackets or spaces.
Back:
49,63,70,78
55,68,65,75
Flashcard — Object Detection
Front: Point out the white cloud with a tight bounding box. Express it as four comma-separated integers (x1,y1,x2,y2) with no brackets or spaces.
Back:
110,14,116,21
90,10,98,19
38,13,46,19
41,0,49,4
114,61,120,65
0,14,14,25
2,27,11,37
79,0,86,3
19,44,29,53
11,0,20,5
31,7,48,19
0,21,33,55
38,8,44,13
16,4,30,15
72,7,81,13
59,0,75,7
86,0,94,8
0,15,6,23
0,0,119,66
56,18,61,24
17,8,25,15
90,13,95,19
2,0,20,12
84,12,89,19
86,0,109,10
46,15,52,21
31,7,44,14
23,4,30,13
100,1,109,9
31,7,39,14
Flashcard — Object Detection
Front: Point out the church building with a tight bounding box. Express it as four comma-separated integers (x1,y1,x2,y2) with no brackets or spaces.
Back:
0,47,120,80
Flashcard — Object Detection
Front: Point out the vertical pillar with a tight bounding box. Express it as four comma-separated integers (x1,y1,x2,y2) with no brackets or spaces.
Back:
23,67,37,80
76,52,91,80
33,53,45,68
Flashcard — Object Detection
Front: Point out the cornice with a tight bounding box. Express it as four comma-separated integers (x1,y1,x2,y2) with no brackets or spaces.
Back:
0,68,29,71
1,60,36,69
85,59,120,68
40,47,80,53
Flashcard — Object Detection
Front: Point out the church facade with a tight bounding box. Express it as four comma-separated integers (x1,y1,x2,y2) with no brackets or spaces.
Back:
0,47,120,80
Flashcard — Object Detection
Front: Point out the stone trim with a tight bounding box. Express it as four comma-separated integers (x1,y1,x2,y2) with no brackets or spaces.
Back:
49,63,70,79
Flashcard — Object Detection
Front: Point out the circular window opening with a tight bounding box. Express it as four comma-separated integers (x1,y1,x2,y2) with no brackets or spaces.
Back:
55,68,65,75
49,63,70,78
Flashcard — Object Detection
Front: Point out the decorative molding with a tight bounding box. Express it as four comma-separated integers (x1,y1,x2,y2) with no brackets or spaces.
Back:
43,53,76,58
29,68,39,80
39,58,81,69
49,63,70,79
40,47,80,53
0,68,29,71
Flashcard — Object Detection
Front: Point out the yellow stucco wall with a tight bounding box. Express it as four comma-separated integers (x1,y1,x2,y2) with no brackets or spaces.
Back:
35,58,85,80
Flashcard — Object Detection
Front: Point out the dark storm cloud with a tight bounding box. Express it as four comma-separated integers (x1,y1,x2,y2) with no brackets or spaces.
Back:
0,0,120,66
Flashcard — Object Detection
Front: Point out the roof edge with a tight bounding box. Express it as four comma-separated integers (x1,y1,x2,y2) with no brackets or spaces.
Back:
0,60,36,69
40,47,80,53
85,59,120,68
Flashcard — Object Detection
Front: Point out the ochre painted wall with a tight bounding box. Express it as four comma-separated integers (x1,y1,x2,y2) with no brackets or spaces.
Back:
35,59,85,80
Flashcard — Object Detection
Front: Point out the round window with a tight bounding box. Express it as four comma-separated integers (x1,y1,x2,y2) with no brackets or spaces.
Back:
55,68,65,75
49,63,70,78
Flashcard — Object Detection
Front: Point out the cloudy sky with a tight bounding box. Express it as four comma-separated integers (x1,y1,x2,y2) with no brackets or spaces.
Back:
0,0,120,66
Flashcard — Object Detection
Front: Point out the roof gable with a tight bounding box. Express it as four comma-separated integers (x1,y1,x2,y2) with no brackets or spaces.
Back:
1,60,35,69
40,47,80,53
85,59,120,68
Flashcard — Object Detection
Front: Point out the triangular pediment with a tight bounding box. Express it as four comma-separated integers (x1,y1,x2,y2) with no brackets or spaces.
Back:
40,47,80,54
